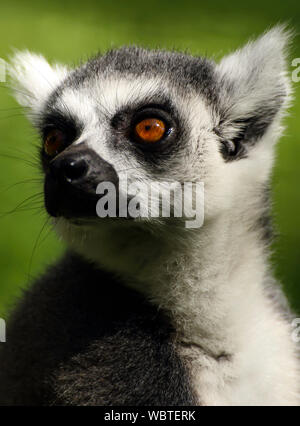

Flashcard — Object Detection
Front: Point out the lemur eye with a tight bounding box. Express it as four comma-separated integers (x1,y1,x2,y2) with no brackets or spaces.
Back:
44,129,65,157
134,118,166,143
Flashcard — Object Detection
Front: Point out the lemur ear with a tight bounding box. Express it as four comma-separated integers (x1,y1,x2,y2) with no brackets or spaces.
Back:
9,51,69,114
216,25,292,158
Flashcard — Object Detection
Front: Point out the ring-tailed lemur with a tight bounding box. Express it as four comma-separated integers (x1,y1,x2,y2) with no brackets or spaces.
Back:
0,26,299,406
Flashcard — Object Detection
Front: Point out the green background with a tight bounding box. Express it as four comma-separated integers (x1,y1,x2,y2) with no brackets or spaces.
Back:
0,0,299,317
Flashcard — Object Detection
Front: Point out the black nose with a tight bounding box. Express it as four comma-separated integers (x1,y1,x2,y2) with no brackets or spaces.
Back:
50,154,89,183
44,147,119,218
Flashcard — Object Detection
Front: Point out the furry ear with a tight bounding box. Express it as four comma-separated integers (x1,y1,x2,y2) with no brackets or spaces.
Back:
9,51,69,114
216,25,292,159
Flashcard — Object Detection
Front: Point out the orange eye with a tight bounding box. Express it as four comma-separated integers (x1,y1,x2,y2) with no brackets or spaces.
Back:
134,118,166,143
44,129,65,157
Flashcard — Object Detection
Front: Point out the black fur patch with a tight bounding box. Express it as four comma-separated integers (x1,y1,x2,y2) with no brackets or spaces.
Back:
217,94,286,162
0,253,196,406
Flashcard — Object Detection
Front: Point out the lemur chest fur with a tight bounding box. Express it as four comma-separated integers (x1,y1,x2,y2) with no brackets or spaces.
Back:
119,223,300,406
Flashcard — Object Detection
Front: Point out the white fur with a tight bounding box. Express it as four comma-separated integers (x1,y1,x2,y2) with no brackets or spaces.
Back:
8,50,68,115
216,26,292,143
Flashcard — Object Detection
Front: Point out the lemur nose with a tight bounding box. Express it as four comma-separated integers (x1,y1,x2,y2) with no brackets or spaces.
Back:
45,147,119,218
50,154,89,183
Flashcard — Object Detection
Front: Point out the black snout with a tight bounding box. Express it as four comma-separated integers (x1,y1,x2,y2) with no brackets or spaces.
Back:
50,155,89,183
44,147,119,218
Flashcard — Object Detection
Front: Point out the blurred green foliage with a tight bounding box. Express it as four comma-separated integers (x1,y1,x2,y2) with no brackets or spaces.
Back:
0,0,299,316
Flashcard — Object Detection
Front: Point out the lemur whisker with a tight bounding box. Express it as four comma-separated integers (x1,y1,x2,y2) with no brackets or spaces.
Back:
26,215,51,288
0,153,39,169
0,178,42,195
0,192,43,218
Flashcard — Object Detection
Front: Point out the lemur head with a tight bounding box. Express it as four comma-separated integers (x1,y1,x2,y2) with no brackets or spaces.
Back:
9,26,291,274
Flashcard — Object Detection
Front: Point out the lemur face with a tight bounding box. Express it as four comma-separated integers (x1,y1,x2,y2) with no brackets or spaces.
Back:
37,50,219,221
9,27,291,269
